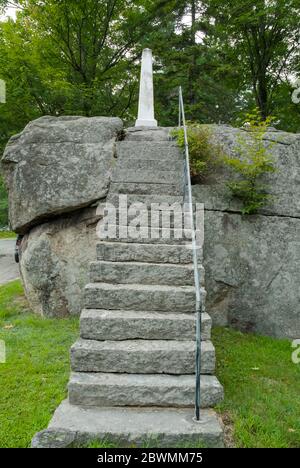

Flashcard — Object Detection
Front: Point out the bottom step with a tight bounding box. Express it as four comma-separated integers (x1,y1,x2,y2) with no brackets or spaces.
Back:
32,400,224,448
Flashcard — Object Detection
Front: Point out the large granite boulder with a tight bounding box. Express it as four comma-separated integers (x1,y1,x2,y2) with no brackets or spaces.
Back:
2,118,299,335
1,116,123,233
20,206,100,317
194,125,300,339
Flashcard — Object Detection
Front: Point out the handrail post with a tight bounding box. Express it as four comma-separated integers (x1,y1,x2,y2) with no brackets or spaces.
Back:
178,86,202,422
178,92,181,128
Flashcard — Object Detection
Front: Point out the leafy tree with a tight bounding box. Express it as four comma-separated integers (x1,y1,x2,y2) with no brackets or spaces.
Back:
0,1,166,132
0,1,162,226
207,0,300,122
148,0,239,125
22,0,150,118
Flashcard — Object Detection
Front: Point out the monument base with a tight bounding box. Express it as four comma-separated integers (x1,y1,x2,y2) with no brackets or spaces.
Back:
135,119,158,127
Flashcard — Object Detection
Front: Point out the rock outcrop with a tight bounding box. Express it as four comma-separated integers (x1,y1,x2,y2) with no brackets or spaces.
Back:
20,206,100,317
194,125,300,339
1,116,123,317
1,116,123,233
1,118,299,338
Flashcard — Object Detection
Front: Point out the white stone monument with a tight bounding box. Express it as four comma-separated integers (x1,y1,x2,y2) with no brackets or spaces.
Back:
135,48,157,127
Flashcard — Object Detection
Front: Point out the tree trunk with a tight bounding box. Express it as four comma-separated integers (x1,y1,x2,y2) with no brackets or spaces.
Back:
254,64,269,121
188,0,197,115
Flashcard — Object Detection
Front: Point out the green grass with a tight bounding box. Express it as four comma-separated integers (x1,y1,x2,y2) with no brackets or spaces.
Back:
0,280,78,448
0,281,299,448
78,439,207,449
0,231,16,239
213,327,300,448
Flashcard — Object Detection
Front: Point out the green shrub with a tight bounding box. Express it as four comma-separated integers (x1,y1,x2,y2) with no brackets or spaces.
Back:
173,111,276,215
172,123,224,179
223,109,276,214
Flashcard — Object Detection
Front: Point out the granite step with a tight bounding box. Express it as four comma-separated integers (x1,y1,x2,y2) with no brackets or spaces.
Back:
32,401,224,448
110,182,183,196
118,158,184,172
123,127,175,142
106,193,184,208
80,310,211,341
96,226,203,245
97,208,197,231
116,140,182,160
68,372,224,408
70,339,215,374
111,169,183,185
90,261,205,286
84,282,205,312
96,242,203,264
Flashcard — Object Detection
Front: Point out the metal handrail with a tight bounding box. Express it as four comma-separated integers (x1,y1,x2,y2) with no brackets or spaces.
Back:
178,86,202,421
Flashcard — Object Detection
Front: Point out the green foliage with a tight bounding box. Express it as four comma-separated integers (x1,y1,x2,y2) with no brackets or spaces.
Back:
77,438,208,448
0,231,15,238
0,0,163,150
173,111,276,215
147,0,300,130
224,109,276,214
207,0,300,126
149,1,240,126
78,439,119,449
172,123,224,178
0,0,300,145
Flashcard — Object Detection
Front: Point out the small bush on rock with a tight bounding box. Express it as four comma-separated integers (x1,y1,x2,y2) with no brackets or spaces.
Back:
172,123,224,180
173,110,276,215
223,109,276,214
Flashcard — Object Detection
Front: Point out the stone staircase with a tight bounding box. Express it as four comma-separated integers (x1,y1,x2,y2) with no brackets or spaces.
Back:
32,127,224,448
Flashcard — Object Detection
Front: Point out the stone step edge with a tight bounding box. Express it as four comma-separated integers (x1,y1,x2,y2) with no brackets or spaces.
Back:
71,337,214,350
89,263,204,286
109,182,183,196
84,282,206,313
70,338,215,375
112,168,183,177
117,158,184,168
31,401,224,448
85,282,197,293
68,372,222,389
80,309,211,320
96,240,203,266
97,208,198,217
106,195,187,207
68,372,224,408
79,309,211,342
90,260,196,267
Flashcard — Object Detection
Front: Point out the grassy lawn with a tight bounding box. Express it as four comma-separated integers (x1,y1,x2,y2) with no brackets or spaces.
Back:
0,280,299,448
0,281,78,448
0,231,16,239
213,328,300,448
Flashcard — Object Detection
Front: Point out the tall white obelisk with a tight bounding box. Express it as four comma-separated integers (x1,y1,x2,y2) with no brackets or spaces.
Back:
135,48,157,127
